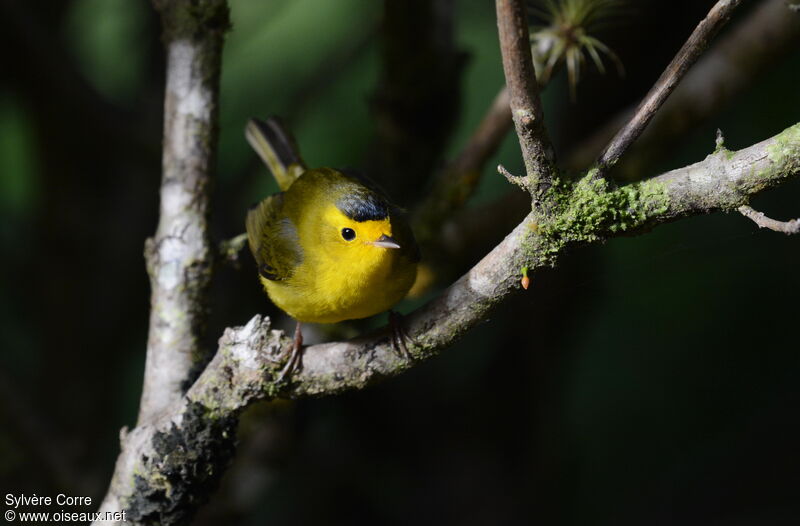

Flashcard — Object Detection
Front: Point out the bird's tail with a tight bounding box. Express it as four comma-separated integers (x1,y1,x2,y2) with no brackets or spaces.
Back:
245,117,306,191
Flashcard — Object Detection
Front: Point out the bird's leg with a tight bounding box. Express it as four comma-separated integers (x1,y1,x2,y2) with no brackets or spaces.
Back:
389,310,413,361
277,322,304,383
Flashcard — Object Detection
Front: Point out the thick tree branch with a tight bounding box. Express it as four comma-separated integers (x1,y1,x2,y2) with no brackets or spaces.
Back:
99,122,800,524
496,0,556,199
137,0,229,425
95,1,229,524
595,0,742,177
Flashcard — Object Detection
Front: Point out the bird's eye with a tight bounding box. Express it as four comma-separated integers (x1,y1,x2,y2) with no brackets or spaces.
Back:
341,228,356,241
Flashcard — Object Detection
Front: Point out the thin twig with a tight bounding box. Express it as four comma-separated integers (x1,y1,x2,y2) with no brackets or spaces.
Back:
595,0,743,177
497,163,521,186
563,0,800,174
412,44,569,242
738,205,800,234
496,0,556,199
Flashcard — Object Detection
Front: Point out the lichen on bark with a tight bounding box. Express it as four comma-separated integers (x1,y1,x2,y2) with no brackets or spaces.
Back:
124,402,237,526
538,174,670,253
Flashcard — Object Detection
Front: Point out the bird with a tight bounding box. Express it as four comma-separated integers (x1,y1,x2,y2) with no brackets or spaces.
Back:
244,117,420,381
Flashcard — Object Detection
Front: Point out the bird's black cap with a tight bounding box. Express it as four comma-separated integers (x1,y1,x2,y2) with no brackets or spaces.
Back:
336,186,389,222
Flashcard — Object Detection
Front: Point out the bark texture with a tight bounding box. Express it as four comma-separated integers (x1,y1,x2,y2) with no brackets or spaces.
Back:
496,0,555,199
138,0,229,425
95,1,229,524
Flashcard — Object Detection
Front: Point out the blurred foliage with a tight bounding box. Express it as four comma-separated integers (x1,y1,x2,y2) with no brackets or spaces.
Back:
0,96,39,222
64,0,149,103
529,0,626,96
0,0,798,525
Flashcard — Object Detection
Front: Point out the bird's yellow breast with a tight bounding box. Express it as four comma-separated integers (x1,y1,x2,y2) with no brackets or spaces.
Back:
262,247,416,323
261,205,417,323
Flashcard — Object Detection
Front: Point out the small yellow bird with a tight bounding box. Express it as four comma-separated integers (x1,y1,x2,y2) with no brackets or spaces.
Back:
245,117,419,380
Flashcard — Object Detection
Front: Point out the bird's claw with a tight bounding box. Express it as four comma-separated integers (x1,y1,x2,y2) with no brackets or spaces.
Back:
389,311,413,361
276,323,304,383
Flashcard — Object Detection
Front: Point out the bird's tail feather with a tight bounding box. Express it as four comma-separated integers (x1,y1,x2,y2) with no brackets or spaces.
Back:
245,117,306,191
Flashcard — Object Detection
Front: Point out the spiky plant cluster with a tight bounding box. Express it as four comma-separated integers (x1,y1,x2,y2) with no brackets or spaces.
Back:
529,0,626,98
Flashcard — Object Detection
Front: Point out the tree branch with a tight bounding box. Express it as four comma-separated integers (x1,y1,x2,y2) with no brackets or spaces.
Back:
566,0,800,175
738,205,800,234
451,0,800,257
595,0,742,177
95,1,229,524
97,121,800,524
136,0,229,425
496,0,556,200
419,0,797,256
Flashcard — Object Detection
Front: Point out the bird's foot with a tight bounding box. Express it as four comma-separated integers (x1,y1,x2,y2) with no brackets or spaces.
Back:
389,310,413,361
276,322,304,383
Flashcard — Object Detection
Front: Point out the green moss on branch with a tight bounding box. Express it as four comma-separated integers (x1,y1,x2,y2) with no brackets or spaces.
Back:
766,122,800,174
538,174,670,254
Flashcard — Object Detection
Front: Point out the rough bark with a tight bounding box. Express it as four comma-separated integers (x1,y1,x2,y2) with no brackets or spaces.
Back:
137,0,229,425
94,1,229,524
496,0,556,200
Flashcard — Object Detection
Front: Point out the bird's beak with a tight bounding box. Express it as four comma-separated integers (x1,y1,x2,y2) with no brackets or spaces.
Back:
370,234,401,249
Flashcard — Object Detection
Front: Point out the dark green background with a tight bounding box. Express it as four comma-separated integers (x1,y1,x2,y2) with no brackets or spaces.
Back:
1,0,798,524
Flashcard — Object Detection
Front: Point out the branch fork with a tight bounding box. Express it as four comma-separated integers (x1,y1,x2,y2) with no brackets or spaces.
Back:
595,0,743,178
496,0,557,200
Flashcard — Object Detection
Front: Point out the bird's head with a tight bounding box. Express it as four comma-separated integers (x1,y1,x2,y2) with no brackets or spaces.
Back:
322,206,400,253
317,185,404,269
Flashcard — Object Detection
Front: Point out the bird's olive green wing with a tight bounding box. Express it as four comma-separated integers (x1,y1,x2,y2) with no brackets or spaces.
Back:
245,194,303,281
